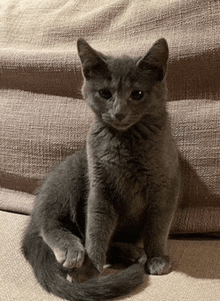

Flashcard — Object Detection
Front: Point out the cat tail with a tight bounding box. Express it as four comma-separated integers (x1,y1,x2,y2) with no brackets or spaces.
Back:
22,227,145,301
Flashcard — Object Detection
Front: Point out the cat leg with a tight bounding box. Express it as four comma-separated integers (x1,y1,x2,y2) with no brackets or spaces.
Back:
41,224,85,269
85,189,118,272
106,242,146,266
143,186,179,275
143,217,171,275
40,222,100,282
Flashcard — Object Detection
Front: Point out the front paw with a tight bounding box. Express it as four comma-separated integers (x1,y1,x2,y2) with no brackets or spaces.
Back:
107,243,147,266
87,249,106,273
89,255,105,273
53,240,85,269
145,256,171,275
68,254,100,282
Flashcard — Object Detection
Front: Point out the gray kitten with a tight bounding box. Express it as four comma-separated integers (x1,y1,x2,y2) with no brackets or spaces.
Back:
22,38,180,301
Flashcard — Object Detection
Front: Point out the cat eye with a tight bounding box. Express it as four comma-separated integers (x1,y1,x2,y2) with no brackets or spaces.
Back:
130,90,144,101
99,89,112,99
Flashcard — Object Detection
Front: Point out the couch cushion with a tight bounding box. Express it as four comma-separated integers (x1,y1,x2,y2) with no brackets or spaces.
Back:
0,0,219,101
0,90,220,234
0,188,34,215
0,89,94,193
1,209,220,301
170,99,220,234
0,0,220,234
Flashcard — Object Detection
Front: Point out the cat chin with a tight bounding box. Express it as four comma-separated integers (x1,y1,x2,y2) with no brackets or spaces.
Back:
113,126,131,131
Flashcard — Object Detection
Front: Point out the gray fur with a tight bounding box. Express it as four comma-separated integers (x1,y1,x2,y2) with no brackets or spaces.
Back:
22,38,180,301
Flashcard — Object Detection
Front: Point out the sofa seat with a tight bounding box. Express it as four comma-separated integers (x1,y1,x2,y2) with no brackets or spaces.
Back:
1,188,220,301
1,1,220,300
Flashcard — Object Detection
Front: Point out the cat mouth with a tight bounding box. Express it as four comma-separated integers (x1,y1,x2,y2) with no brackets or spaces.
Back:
108,120,134,131
102,115,135,131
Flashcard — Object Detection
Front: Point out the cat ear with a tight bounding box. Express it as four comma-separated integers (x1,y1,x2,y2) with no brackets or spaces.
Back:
77,38,111,80
137,38,169,81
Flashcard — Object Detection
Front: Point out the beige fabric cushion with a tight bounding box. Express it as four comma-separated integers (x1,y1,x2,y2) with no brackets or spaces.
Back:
1,209,220,301
0,91,220,234
170,99,220,234
0,89,93,193
0,0,219,101
0,0,219,234
0,188,34,215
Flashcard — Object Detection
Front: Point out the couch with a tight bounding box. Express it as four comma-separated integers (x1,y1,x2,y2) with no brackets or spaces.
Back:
0,1,220,300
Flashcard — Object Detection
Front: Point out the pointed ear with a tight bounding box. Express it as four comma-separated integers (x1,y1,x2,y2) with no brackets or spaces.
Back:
137,38,169,81
77,38,111,80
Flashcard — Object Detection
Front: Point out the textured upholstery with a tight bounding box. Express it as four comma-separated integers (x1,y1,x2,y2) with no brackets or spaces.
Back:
1,90,219,234
1,209,220,301
0,0,219,300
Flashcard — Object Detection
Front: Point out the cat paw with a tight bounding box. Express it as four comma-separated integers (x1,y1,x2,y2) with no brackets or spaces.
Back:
86,249,106,273
145,256,171,275
53,241,85,269
107,243,146,266
68,253,100,283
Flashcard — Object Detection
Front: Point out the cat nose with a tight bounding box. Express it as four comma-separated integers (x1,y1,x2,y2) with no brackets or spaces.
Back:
115,113,126,121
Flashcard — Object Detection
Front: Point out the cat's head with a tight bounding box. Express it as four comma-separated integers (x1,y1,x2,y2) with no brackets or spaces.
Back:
77,38,168,131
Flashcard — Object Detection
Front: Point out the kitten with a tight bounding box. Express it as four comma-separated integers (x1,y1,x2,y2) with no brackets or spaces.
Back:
22,38,180,301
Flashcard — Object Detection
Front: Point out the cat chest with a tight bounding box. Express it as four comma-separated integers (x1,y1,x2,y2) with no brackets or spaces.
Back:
91,137,153,216
112,165,149,218
112,184,148,243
